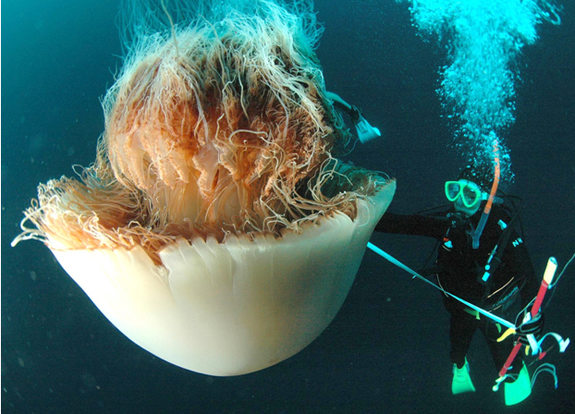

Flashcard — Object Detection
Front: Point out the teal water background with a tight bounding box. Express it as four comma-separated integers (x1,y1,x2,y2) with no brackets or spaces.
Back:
2,1,574,412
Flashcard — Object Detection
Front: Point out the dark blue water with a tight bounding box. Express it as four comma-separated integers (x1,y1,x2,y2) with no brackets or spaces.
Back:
2,1,574,413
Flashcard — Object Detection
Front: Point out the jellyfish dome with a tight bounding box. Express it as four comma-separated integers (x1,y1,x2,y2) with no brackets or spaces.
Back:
13,0,395,376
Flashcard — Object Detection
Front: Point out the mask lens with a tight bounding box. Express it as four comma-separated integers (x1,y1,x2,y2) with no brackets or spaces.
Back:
445,182,461,201
462,184,480,208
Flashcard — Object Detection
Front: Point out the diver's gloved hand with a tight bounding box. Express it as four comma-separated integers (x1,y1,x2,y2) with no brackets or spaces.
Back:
516,311,545,346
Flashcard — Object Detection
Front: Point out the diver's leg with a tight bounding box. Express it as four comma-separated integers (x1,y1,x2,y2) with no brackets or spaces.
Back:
449,308,478,368
481,320,518,372
449,308,478,394
480,321,531,405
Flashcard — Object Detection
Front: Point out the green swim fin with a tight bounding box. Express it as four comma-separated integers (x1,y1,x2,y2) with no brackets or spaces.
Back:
504,362,531,406
452,358,476,395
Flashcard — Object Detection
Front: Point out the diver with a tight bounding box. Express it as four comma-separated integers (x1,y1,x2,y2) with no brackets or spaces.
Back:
374,166,545,405
326,91,567,406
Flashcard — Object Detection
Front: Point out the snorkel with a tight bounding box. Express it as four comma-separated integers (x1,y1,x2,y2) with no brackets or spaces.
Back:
471,138,501,249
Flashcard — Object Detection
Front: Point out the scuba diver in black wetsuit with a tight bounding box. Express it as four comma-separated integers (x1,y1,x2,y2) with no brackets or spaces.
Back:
375,166,544,405
327,91,569,406
324,92,547,404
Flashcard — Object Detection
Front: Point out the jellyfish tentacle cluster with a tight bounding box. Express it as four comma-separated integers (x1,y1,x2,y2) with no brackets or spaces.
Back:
19,0,387,257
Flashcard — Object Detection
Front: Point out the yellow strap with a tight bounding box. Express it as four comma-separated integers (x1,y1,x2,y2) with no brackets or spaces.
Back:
497,327,516,342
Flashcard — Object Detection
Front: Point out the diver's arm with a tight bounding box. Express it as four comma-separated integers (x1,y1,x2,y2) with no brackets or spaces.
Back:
518,256,539,309
502,232,545,342
375,213,448,239
502,232,539,308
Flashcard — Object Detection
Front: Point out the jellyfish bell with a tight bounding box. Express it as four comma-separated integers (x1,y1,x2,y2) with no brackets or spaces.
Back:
13,0,395,376
46,186,393,376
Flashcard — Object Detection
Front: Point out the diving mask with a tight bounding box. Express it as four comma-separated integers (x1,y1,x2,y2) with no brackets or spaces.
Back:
445,180,487,209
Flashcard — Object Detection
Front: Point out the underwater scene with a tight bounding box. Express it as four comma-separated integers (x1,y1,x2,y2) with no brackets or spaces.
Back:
2,0,574,413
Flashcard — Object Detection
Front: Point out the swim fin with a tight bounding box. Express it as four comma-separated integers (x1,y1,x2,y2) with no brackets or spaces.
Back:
452,358,476,394
504,362,531,406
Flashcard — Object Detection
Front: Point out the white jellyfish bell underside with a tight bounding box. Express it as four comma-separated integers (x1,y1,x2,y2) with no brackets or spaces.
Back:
50,183,394,376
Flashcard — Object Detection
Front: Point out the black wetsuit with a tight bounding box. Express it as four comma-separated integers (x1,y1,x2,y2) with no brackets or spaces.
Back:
375,204,538,373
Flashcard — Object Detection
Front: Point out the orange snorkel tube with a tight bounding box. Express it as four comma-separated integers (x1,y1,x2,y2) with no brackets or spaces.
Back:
472,138,501,249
